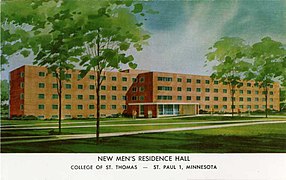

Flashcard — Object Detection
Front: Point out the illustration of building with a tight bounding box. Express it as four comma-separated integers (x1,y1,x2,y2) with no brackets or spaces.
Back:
10,65,280,119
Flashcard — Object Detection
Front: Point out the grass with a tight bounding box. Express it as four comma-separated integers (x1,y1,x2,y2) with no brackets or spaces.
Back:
1,120,286,153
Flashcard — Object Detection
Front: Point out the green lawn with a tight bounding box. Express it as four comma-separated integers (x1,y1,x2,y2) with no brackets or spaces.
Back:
1,122,286,153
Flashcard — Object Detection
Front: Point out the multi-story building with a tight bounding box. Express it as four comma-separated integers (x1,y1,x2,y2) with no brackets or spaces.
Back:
10,65,280,119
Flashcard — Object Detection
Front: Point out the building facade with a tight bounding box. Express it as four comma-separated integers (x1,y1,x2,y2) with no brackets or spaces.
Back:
10,65,280,119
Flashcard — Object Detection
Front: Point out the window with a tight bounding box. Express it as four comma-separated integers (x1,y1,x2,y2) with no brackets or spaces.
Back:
140,96,144,100
39,72,45,77
112,86,117,91
51,115,58,119
89,95,95,100
65,115,72,119
187,87,192,92
255,91,259,95
214,88,218,93
270,105,273,108
65,74,72,79
177,78,182,82
187,96,192,100
20,93,24,99
77,105,83,110
89,85,95,90
196,79,201,84
101,105,106,109
205,88,210,92
247,83,251,87
247,105,251,110
65,84,72,89
196,96,201,101
205,105,210,109
122,96,127,100
78,84,83,89
177,87,182,91
247,97,251,102
187,79,191,83
196,88,201,92
122,77,127,82
239,90,243,94
223,89,227,93
239,97,244,101
20,104,24,110
112,76,117,81
223,105,227,109
223,97,227,101
89,105,95,109
255,105,259,109
223,82,228,85
270,91,274,95
77,95,83,100
132,96,137,101
52,83,58,89
262,98,266,102
89,75,95,80
122,105,127,110
101,86,106,90
52,105,58,109
101,76,106,80
214,97,219,101
140,77,145,82
205,97,210,101
77,74,82,80
239,105,243,109
158,86,172,91
270,98,273,102
214,105,218,109
65,105,71,109
52,94,58,99
77,115,83,118
177,96,182,100
20,72,24,77
38,94,45,99
132,78,137,82
270,84,273,88
20,82,24,88
111,105,117,109
157,95,172,100
214,80,219,84
122,86,127,91
247,90,251,94
158,77,172,82
101,95,106,100
255,97,259,102
38,104,45,109
132,87,137,92
38,83,45,88
254,83,259,87
112,95,117,100
205,80,210,84
231,97,236,101
65,94,71,99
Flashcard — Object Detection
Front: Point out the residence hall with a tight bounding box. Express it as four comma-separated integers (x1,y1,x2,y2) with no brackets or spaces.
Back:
9,65,280,119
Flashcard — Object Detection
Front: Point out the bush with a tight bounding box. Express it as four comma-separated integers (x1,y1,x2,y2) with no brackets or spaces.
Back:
11,115,38,120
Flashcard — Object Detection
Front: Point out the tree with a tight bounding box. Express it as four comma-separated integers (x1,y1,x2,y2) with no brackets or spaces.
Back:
1,80,9,104
206,37,250,116
73,1,151,143
247,37,286,117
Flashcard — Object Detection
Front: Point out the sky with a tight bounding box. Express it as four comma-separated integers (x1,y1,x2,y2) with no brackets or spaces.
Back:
1,0,286,79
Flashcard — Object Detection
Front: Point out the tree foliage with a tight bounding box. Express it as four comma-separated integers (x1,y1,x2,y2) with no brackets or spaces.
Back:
1,80,9,104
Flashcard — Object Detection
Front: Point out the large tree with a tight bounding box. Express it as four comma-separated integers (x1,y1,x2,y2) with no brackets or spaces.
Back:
247,37,286,117
71,1,151,143
206,37,250,116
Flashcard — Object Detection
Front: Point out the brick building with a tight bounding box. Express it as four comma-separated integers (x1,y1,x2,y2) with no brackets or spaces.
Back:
10,65,280,119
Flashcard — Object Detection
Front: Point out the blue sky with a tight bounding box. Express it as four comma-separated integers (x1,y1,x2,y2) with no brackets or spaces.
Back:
2,0,286,79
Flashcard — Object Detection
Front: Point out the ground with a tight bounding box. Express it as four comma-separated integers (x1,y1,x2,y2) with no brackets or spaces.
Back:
1,115,286,153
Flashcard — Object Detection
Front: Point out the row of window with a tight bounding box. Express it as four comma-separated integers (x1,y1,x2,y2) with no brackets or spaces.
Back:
37,104,126,110
153,95,275,101
33,94,127,100
35,71,138,82
37,114,113,119
157,76,274,88
157,86,275,95
204,104,274,110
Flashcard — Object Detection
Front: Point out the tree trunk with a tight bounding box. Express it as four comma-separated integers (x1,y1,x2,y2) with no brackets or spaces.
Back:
265,87,268,118
96,71,101,143
58,79,62,134
231,86,234,117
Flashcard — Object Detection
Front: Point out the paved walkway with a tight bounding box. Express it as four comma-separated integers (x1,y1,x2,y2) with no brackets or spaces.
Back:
2,120,286,145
